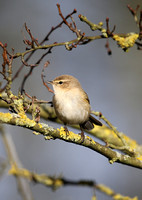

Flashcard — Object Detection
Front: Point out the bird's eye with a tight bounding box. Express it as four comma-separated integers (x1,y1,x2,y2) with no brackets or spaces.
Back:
58,81,63,84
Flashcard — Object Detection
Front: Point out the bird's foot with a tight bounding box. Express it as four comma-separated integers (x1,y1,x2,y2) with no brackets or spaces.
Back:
78,130,85,143
64,126,70,137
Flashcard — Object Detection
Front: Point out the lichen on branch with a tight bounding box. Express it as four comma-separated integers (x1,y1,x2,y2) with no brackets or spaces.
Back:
9,165,138,200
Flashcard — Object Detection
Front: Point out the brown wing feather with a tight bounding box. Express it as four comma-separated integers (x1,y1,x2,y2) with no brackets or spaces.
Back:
83,91,90,104
89,115,102,126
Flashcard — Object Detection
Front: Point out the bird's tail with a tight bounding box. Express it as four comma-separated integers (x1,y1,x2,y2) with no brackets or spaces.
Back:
81,115,102,130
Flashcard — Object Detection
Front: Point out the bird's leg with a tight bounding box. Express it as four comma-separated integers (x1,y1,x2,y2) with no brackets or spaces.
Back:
79,125,85,143
64,124,70,137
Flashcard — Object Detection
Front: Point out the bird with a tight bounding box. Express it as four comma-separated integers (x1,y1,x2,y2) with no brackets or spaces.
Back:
48,75,102,142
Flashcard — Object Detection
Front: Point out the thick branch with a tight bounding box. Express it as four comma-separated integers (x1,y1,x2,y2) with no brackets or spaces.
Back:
1,99,142,155
0,112,142,169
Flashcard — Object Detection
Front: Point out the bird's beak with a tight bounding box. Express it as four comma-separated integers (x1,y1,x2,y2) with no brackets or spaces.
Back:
47,80,53,85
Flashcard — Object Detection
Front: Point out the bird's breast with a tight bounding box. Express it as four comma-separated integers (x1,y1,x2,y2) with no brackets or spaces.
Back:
53,92,90,124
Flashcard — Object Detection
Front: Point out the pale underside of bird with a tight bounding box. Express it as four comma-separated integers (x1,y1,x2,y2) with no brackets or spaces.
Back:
48,75,102,142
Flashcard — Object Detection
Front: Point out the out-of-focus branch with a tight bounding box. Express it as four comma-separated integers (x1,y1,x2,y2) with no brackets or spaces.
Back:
127,4,140,26
127,4,142,48
91,111,137,156
0,157,8,179
9,165,138,200
0,125,33,200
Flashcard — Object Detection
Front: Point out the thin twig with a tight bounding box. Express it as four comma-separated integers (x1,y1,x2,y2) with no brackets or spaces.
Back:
12,8,77,82
91,111,137,156
41,61,54,93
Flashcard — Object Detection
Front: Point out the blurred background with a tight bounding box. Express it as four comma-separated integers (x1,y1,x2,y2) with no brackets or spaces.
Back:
0,0,142,199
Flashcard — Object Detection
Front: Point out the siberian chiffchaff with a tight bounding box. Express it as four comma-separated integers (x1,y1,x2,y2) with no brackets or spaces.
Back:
48,75,102,141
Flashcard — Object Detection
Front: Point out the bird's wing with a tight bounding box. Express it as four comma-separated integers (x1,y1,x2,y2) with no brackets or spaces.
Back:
89,115,102,126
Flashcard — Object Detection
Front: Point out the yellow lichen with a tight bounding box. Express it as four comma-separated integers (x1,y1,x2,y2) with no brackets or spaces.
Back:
97,184,138,200
113,194,138,200
101,29,108,38
97,184,114,196
9,165,63,189
0,112,12,123
0,111,36,128
136,155,142,161
9,165,32,180
54,179,63,188
38,123,43,129
33,131,41,135
99,22,103,26
109,156,118,164
44,135,54,140
14,99,25,114
122,134,137,151
91,195,97,200
58,126,81,141
14,113,36,127
9,165,17,175
113,33,139,51
85,135,96,145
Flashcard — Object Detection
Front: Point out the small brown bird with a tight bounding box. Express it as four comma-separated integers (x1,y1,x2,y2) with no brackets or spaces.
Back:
48,75,102,141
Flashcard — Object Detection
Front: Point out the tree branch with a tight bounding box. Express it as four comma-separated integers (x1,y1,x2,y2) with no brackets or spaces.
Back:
0,111,142,169
9,165,138,200
1,98,142,156
0,125,33,200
